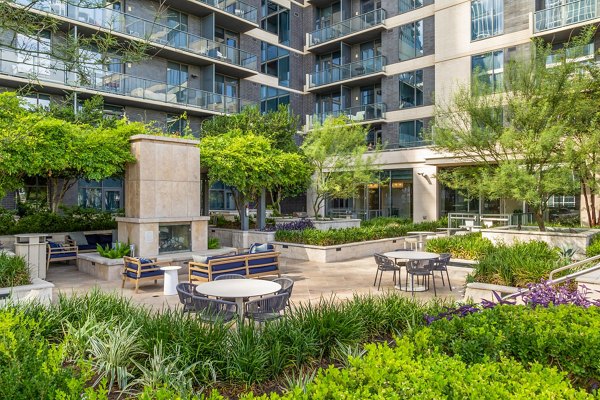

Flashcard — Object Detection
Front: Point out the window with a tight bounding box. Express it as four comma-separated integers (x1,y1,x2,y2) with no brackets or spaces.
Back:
260,42,290,86
15,31,52,76
261,0,290,45
398,70,423,108
471,50,504,92
398,120,424,147
166,9,188,48
167,62,188,102
399,0,423,13
78,179,123,211
166,114,188,135
103,104,124,119
20,93,51,110
471,0,503,41
260,85,289,113
315,2,341,29
399,20,423,61
209,182,236,210
215,27,239,61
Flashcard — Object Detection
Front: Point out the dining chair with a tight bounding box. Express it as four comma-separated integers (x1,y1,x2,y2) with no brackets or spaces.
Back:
176,282,198,314
431,253,452,290
405,259,436,297
192,295,238,323
373,253,401,291
245,292,289,324
272,277,294,309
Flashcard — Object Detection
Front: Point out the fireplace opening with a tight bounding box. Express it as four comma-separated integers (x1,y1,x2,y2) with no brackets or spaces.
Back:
159,224,191,253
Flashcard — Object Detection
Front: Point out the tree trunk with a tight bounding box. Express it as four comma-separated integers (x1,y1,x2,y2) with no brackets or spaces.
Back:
534,209,546,232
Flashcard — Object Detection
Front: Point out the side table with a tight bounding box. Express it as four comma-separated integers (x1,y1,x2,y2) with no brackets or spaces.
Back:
160,266,182,296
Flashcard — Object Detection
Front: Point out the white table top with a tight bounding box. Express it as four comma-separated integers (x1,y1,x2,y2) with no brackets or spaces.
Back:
195,279,281,299
383,251,440,260
160,266,182,271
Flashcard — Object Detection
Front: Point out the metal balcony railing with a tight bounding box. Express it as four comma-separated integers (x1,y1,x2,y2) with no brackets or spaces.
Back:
534,0,600,32
0,49,252,114
14,0,258,70
308,9,386,47
312,103,386,125
309,56,385,88
545,43,596,65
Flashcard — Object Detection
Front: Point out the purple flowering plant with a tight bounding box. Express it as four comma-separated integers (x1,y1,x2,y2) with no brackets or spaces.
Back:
262,219,315,232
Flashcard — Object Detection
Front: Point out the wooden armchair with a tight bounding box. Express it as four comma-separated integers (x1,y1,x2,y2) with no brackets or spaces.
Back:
46,241,78,270
122,256,164,293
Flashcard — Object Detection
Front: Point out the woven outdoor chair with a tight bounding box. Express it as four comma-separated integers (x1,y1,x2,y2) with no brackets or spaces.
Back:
245,292,289,324
373,253,401,290
192,295,238,323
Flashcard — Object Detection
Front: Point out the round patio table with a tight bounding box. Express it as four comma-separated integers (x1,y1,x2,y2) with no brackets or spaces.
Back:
383,251,440,292
195,279,281,319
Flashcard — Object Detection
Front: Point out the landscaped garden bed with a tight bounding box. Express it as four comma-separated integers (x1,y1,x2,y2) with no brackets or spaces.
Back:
3,283,599,399
0,251,54,305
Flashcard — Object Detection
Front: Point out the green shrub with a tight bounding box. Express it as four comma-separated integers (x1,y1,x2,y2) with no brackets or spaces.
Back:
586,234,600,257
422,305,600,388
208,237,220,249
0,253,30,287
425,233,494,260
0,309,93,400
242,336,591,399
275,220,447,246
472,240,561,287
96,241,130,259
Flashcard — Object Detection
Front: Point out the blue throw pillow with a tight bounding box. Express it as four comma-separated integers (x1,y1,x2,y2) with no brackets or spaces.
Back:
250,243,270,253
48,241,63,249
139,258,154,265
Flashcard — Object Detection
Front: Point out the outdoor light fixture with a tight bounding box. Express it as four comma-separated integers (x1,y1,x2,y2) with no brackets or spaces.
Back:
367,183,379,189
391,182,404,189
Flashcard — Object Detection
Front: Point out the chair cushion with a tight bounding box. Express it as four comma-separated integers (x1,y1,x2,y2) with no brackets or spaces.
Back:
212,260,246,272
77,244,97,251
48,241,63,249
248,256,277,266
247,265,278,275
125,269,163,279
68,232,88,245
139,258,154,265
50,252,77,259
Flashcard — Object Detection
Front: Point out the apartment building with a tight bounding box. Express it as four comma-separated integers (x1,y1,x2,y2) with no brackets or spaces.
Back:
0,0,598,222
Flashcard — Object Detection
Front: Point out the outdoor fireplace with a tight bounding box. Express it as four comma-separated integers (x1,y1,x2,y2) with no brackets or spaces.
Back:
116,135,209,257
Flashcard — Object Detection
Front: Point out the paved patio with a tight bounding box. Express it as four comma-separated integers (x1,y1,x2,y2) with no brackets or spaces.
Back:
46,257,472,311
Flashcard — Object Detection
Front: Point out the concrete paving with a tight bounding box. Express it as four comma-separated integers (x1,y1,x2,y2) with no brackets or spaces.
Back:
46,257,472,311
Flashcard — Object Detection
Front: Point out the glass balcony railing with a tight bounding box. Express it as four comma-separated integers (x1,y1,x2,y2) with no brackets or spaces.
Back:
308,9,386,47
14,0,258,70
534,0,599,32
312,103,386,126
204,0,258,23
0,49,251,114
545,43,596,65
309,56,385,88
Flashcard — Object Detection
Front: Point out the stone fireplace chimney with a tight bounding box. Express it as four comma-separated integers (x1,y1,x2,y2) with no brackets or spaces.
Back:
116,135,209,257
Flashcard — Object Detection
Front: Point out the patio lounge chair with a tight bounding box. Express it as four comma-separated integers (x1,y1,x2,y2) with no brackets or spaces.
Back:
122,256,164,293
46,241,78,269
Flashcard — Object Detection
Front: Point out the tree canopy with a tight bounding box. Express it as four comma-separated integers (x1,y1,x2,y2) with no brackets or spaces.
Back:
301,116,378,217
432,30,598,230
0,92,139,212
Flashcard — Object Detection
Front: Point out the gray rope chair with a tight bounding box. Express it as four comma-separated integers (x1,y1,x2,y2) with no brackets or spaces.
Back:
273,277,294,309
373,253,401,290
431,253,452,290
245,292,289,324
176,282,197,314
192,294,238,323
405,259,436,297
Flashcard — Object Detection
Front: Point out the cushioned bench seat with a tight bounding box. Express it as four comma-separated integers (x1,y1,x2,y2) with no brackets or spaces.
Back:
189,251,280,283
47,241,79,270
67,233,113,253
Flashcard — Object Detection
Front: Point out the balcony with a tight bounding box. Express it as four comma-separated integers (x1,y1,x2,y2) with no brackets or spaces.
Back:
545,43,596,65
308,56,385,91
188,0,258,27
0,49,252,116
14,0,258,75
311,103,386,127
308,9,386,52
534,0,600,33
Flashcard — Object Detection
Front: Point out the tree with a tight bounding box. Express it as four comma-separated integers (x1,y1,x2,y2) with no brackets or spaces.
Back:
301,116,378,218
199,130,311,220
0,92,139,211
201,105,310,214
431,34,592,231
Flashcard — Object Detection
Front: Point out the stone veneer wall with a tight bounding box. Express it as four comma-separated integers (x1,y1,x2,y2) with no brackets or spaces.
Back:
116,135,209,257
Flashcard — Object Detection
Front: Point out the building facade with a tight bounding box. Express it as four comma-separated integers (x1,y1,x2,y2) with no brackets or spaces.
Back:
0,0,598,221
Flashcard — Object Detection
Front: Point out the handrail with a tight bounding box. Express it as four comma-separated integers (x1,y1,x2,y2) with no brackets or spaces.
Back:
534,0,599,33
14,0,258,70
308,9,386,47
309,56,386,87
502,254,600,301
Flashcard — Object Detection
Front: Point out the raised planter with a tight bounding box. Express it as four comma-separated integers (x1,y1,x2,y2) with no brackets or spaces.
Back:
77,247,238,281
208,228,275,250
463,282,524,304
0,278,54,306
481,226,600,255
273,217,361,231
273,237,410,263
0,229,115,252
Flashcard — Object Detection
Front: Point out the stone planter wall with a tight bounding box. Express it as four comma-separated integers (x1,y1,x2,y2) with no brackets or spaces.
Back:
273,218,361,231
0,278,54,306
273,237,409,263
481,226,600,255
208,228,275,250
